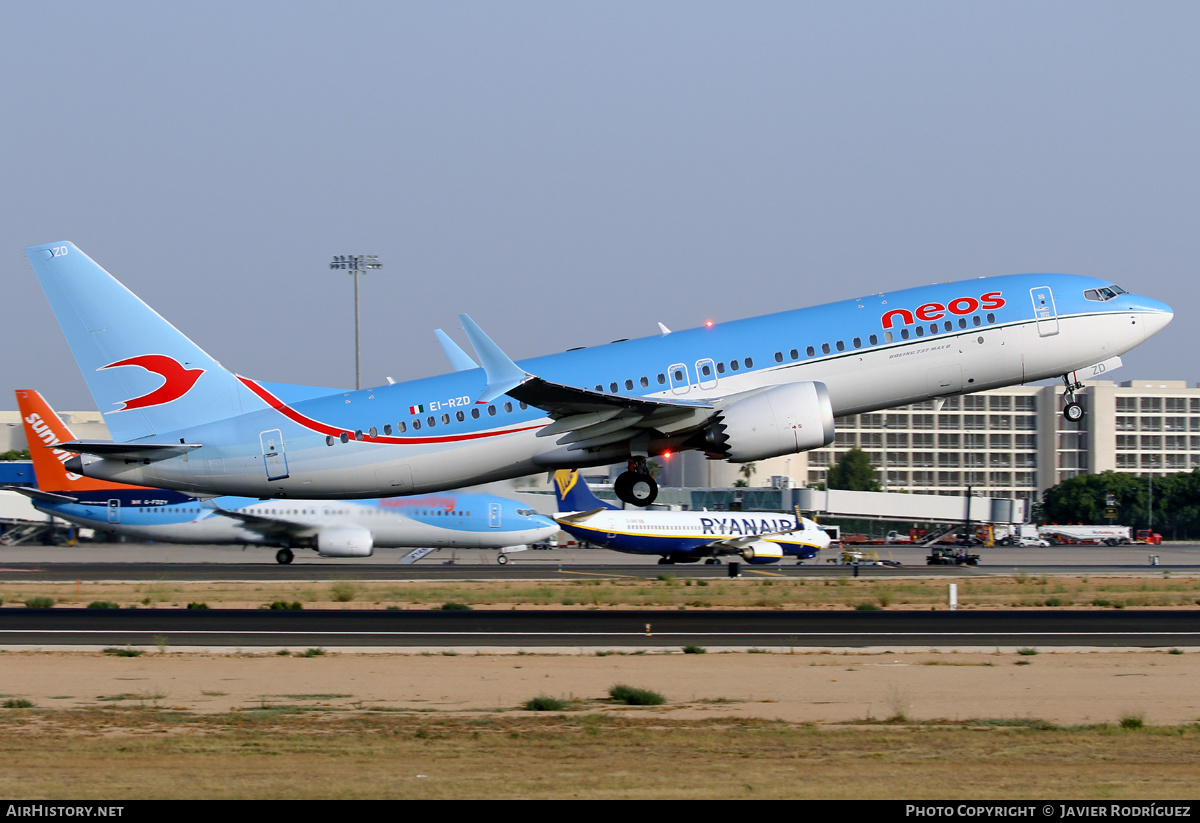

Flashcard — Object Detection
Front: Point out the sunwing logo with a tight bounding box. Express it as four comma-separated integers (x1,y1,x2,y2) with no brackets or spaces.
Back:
99,355,205,411
22,411,82,481
881,291,1005,330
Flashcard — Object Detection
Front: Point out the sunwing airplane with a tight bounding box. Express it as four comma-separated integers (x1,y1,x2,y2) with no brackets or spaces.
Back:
26,242,1172,507
8,390,558,564
552,469,830,565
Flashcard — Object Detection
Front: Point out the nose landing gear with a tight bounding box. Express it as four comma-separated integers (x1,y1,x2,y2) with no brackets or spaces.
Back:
1060,373,1085,422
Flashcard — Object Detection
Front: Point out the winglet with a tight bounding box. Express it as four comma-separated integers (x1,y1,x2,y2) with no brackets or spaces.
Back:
434,329,480,372
457,314,529,403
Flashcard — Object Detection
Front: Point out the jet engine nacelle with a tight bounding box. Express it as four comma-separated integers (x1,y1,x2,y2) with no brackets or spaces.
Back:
705,381,835,462
317,528,374,558
739,540,784,565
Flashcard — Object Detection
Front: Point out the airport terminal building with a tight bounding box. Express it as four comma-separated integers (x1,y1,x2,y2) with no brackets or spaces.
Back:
6,379,1200,502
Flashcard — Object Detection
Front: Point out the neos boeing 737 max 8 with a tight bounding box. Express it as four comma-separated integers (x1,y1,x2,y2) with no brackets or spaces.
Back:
552,470,830,565
8,389,557,564
25,242,1171,506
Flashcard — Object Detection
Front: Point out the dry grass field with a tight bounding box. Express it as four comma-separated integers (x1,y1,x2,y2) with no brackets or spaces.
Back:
1,572,1198,611
0,573,1198,799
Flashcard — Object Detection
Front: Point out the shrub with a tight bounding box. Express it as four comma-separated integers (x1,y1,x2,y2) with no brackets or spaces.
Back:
23,597,54,609
329,582,357,602
681,645,706,654
186,602,209,610
1017,647,1039,656
855,602,881,611
1119,711,1145,729
524,695,568,711
608,684,666,706
86,601,119,609
266,601,303,610
440,602,472,611
3,699,32,709
299,648,325,657
103,647,143,657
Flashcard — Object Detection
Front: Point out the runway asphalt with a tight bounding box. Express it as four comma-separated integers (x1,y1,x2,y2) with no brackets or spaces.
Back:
0,541,1195,582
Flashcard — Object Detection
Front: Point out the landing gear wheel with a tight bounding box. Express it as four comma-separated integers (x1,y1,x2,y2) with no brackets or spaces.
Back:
275,548,294,565
657,556,675,565
704,558,722,565
497,553,509,565
1063,401,1084,423
615,471,658,506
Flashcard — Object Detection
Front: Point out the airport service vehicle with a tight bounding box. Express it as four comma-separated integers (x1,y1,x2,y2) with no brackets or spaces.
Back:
926,547,981,566
9,390,556,564
1039,525,1132,546
1136,529,1163,545
551,470,830,564
26,242,1172,507
997,524,1050,547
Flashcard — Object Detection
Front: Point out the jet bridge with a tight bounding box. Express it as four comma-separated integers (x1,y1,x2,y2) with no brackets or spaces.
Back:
795,488,1026,526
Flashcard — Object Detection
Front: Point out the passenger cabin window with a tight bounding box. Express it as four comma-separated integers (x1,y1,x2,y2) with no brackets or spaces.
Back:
835,340,845,352
640,376,649,387
745,357,753,368
869,334,878,345
398,421,407,432
821,343,830,354
716,362,725,374
806,346,815,357
789,348,798,360
729,361,739,372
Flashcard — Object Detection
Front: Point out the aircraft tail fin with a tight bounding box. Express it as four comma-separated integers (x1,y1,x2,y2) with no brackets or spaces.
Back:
552,470,618,512
14,389,149,494
25,242,269,442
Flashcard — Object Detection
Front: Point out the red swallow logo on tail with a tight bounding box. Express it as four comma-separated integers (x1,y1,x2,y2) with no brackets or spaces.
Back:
99,355,205,411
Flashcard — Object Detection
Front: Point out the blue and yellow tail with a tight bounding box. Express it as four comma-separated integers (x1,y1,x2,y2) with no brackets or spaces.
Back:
25,242,269,442
552,470,618,512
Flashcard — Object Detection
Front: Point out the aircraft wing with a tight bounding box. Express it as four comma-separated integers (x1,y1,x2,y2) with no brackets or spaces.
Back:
458,315,713,450
208,504,319,540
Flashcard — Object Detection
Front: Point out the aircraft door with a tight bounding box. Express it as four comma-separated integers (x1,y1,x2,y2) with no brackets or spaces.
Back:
260,429,290,480
489,502,501,528
695,358,717,390
668,363,691,395
1030,287,1059,337
107,499,120,524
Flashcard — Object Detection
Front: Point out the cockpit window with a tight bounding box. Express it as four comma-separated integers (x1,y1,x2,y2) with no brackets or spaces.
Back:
1083,285,1127,302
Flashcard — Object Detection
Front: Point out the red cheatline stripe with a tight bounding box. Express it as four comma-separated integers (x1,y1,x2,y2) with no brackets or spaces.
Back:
237,377,542,445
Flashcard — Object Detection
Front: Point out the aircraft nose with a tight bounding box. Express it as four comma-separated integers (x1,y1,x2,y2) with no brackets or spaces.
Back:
1133,296,1173,340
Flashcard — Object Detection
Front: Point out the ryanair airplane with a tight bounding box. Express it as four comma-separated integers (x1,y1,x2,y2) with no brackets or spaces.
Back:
25,242,1171,506
552,470,829,565
10,390,557,564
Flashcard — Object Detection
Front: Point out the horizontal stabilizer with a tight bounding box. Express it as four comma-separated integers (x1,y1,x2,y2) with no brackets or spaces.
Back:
55,440,202,462
553,507,607,525
0,486,78,504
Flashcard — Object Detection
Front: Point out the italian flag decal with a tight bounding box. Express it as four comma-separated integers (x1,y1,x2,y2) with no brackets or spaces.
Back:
408,404,424,414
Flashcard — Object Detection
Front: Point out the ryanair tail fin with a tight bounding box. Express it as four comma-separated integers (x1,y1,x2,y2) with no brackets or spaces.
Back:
552,470,618,512
24,242,269,442
15,389,150,494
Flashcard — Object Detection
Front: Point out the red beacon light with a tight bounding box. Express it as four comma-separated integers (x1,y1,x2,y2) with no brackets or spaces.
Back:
704,319,714,328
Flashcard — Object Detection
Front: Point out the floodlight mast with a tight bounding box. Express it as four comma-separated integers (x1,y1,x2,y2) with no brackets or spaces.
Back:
329,254,382,390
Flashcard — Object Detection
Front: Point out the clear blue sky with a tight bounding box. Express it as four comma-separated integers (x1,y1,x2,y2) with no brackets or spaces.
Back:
3,1,1197,410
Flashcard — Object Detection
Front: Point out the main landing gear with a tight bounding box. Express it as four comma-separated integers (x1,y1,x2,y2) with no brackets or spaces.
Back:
275,548,294,565
1061,373,1085,423
614,457,658,507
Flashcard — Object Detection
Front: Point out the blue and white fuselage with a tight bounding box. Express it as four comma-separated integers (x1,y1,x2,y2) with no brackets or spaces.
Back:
27,242,1173,502
34,491,558,560
551,470,830,565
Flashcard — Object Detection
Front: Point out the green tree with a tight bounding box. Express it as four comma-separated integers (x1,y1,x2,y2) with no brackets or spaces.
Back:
0,449,30,460
826,448,882,492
